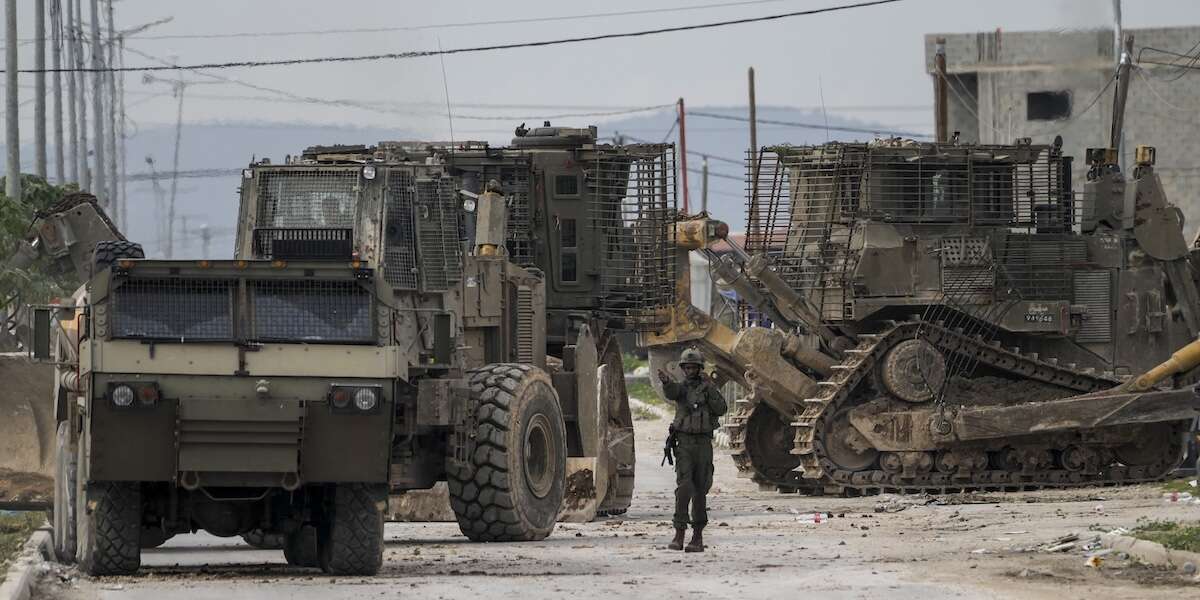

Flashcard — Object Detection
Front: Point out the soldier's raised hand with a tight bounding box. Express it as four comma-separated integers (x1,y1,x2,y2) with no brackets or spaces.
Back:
657,369,671,384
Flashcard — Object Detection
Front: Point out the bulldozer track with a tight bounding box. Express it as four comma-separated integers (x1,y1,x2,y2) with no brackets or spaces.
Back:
726,316,1188,495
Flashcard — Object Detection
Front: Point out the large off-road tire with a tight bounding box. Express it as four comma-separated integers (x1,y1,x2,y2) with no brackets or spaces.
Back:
77,482,142,576
283,525,319,568
317,484,385,575
52,422,77,563
449,364,567,542
242,529,285,550
91,240,144,275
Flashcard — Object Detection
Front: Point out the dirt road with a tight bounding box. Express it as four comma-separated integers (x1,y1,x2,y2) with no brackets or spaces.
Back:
34,414,1199,600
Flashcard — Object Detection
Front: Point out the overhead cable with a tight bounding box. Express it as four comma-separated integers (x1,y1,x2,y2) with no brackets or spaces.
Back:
4,0,905,74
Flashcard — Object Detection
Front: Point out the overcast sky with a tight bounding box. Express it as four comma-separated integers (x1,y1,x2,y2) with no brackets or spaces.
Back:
4,0,1200,144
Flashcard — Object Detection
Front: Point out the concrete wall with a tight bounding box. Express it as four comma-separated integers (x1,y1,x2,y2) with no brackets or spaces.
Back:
923,27,1200,238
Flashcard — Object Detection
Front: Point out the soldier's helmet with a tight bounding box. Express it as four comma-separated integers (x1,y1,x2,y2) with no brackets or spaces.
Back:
679,348,704,367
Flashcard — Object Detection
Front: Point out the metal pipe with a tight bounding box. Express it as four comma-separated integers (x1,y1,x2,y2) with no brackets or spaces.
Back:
34,0,47,179
50,0,64,183
88,0,106,205
934,37,948,143
4,0,19,201
1109,34,1134,167
677,97,689,213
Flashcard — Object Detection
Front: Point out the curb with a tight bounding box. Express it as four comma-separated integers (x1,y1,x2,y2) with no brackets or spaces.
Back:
0,526,52,600
1101,533,1200,575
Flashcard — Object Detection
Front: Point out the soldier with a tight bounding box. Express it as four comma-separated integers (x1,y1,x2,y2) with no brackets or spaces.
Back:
657,348,728,552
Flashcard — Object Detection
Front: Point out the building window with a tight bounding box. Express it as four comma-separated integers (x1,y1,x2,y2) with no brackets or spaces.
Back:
1027,91,1071,121
555,174,579,197
560,218,578,282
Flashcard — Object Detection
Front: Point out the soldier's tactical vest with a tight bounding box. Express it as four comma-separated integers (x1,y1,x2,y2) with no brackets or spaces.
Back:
672,380,720,434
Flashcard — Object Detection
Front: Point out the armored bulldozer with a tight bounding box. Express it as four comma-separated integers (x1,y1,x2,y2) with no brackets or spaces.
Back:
32,126,675,575
644,136,1200,495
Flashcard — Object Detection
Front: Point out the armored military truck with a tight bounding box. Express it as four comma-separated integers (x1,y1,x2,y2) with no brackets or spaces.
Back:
35,128,675,575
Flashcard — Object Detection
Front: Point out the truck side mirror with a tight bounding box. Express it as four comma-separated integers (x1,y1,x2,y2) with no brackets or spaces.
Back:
31,308,52,361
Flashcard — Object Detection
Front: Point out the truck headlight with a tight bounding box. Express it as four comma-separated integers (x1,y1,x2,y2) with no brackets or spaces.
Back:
462,197,477,213
328,384,382,414
108,382,158,408
111,385,134,407
354,387,378,411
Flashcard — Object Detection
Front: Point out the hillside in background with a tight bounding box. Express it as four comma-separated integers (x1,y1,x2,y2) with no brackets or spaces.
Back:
6,107,925,258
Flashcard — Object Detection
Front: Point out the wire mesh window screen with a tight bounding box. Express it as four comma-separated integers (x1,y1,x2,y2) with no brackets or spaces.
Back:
413,176,463,292
591,145,677,329
112,278,234,340
257,169,359,229
384,170,419,290
250,280,373,342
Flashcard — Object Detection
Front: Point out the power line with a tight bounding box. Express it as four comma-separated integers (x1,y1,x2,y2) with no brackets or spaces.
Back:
688,110,932,138
117,0,823,41
4,0,905,74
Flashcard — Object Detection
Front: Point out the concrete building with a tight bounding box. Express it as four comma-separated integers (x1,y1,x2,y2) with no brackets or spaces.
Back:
924,26,1200,234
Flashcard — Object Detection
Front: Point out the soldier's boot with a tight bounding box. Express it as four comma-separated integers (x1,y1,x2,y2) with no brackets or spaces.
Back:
684,527,704,553
668,528,686,551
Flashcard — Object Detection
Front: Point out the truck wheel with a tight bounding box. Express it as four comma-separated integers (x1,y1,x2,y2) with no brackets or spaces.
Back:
52,422,77,563
77,482,141,576
139,527,174,549
242,529,284,550
91,240,144,275
283,525,319,568
449,364,566,542
318,484,384,575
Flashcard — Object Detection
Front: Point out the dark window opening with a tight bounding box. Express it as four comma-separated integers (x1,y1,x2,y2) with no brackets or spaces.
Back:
555,174,579,197
1027,91,1071,121
560,217,578,282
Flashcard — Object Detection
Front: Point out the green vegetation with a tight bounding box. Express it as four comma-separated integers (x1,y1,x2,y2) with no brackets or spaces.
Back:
626,378,665,407
621,353,647,373
1132,520,1200,554
1,175,79,308
0,512,43,583
1160,478,1197,494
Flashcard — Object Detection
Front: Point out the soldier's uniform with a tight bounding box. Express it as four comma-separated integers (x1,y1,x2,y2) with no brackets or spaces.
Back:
662,349,727,552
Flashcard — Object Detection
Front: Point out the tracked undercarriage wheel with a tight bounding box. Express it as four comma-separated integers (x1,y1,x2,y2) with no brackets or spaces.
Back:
1114,423,1187,468
241,529,284,550
318,483,385,575
880,339,946,403
76,480,142,576
283,525,320,568
449,364,567,542
820,409,879,472
52,422,77,564
744,403,803,484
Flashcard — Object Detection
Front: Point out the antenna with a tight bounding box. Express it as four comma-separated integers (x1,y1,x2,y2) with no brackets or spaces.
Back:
437,36,455,147
818,74,830,142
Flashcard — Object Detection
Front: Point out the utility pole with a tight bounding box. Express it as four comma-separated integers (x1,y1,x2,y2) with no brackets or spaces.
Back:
747,67,759,241
677,97,689,213
200,224,211,257
4,0,19,201
89,0,106,205
701,156,708,214
34,0,47,179
65,0,77,183
104,0,117,224
934,37,948,143
167,81,184,258
50,0,64,183
145,156,165,256
117,34,126,221
180,215,187,258
73,0,89,191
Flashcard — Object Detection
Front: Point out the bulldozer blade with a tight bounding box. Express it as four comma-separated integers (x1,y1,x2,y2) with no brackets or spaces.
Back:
0,353,55,508
949,387,1200,442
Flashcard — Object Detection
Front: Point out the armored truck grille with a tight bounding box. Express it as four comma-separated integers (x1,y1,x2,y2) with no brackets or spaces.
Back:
111,278,235,340
253,227,353,260
250,280,373,342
